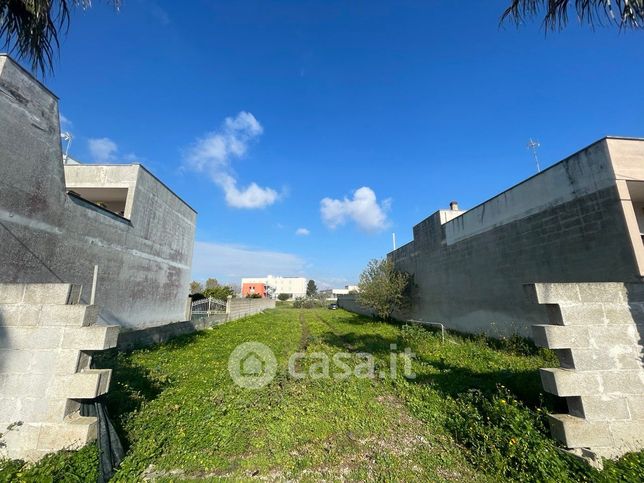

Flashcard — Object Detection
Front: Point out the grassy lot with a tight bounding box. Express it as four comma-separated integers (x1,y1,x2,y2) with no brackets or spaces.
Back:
2,307,643,481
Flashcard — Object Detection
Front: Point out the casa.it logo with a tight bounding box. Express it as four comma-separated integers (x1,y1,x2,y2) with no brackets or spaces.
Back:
227,342,277,389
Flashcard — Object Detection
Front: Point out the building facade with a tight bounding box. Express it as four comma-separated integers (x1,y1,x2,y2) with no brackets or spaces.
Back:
0,54,196,330
388,137,644,336
241,276,307,299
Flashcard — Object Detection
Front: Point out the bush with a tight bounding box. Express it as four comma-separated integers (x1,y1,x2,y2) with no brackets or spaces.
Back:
203,285,235,300
292,298,324,309
277,293,291,301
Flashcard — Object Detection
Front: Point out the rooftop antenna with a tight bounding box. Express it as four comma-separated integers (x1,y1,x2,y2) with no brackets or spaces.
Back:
61,132,73,163
392,232,397,251
527,138,541,173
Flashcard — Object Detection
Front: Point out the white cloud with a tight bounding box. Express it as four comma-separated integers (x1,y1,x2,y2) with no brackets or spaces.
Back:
191,241,307,281
320,186,391,232
185,111,278,209
60,114,72,129
87,137,118,163
295,227,310,236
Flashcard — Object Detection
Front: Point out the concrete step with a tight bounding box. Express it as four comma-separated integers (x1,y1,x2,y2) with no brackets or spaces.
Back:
548,413,612,448
540,368,601,397
49,369,112,399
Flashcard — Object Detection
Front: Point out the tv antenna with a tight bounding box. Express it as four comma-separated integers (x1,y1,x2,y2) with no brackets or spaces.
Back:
61,132,73,163
527,138,541,172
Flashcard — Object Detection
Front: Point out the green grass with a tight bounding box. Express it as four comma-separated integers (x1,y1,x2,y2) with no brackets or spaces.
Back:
2,308,643,481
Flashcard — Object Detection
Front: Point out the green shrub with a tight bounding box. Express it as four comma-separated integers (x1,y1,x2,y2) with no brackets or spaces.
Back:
0,444,99,482
446,386,594,482
277,293,291,301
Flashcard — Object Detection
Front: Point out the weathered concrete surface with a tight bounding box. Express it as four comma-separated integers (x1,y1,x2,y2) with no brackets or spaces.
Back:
389,137,644,336
0,55,196,330
0,283,118,461
526,282,644,463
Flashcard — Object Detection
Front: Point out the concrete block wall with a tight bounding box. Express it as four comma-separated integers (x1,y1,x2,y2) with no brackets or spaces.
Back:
226,297,276,321
526,282,644,462
336,294,376,318
0,283,118,461
389,138,644,337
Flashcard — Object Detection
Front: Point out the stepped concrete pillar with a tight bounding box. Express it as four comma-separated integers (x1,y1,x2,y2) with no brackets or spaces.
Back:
525,282,644,465
0,283,118,461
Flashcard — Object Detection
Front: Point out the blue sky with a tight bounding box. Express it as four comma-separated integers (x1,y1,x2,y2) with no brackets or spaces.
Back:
42,0,643,288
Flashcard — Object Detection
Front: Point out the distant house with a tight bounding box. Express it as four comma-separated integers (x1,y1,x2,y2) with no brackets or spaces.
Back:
241,282,268,298
241,275,307,299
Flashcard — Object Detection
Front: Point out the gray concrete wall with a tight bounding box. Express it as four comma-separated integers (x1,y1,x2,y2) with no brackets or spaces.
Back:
336,294,376,318
117,297,276,350
0,55,196,330
389,138,644,337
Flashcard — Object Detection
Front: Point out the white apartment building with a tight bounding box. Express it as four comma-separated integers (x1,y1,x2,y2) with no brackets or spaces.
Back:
241,275,307,299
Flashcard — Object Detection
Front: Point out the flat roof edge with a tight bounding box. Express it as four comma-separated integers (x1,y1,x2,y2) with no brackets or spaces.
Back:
65,162,197,214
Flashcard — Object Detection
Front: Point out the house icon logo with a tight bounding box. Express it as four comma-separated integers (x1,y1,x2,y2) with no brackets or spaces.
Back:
228,342,277,389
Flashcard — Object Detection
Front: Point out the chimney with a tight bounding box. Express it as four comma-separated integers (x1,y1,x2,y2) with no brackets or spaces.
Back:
450,201,459,211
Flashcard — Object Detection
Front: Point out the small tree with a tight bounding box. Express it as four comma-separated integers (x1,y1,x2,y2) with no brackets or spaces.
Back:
205,278,219,290
357,258,410,320
277,293,291,301
203,285,234,300
190,281,203,294
306,280,318,297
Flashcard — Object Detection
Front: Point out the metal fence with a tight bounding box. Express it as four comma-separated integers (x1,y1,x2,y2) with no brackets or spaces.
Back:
191,297,227,316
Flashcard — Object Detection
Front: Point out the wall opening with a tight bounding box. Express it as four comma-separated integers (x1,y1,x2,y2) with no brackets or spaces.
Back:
67,187,129,218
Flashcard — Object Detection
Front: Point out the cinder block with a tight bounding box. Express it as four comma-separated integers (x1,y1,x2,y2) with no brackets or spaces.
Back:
39,304,98,327
0,327,64,350
1,373,51,398
602,304,636,325
578,395,631,421
540,368,601,396
48,369,112,399
556,303,606,326
0,349,34,373
524,283,581,304
608,420,644,448
0,284,26,303
601,370,644,395
54,349,81,374
577,284,627,303
548,414,613,448
532,324,590,349
0,422,41,456
571,347,642,371
22,284,81,305
36,417,97,451
61,324,119,350
626,395,644,420
0,304,43,327
28,350,59,375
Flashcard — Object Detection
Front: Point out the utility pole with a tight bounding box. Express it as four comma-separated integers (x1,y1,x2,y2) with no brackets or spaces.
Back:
527,138,541,173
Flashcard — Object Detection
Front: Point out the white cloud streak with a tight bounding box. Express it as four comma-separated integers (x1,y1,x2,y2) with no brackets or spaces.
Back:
87,137,118,163
192,241,307,281
185,112,278,209
295,227,310,236
320,186,391,232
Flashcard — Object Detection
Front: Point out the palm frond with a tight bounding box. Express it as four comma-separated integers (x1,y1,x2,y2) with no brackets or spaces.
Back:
0,0,119,76
501,0,644,30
